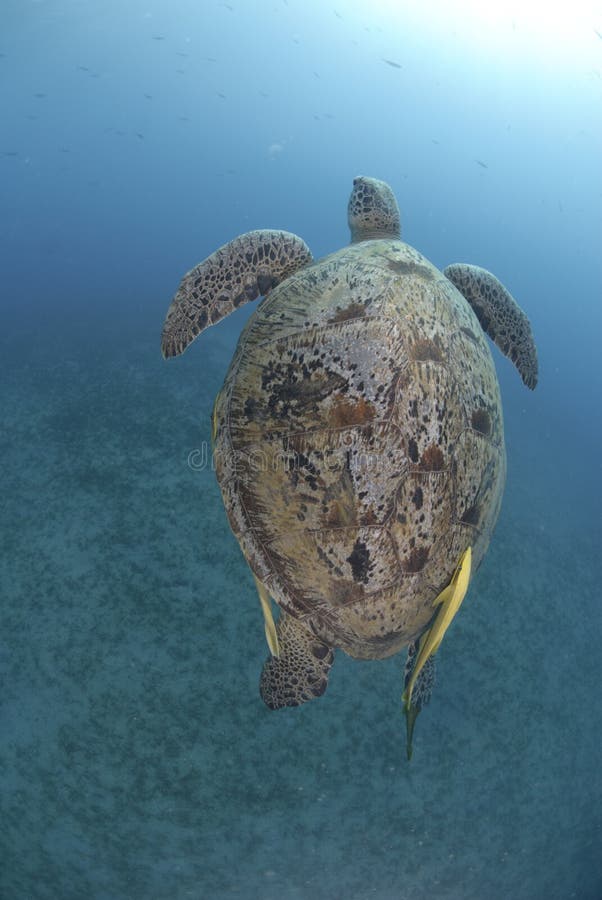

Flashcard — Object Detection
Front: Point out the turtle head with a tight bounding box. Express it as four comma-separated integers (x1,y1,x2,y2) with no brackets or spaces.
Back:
348,176,401,243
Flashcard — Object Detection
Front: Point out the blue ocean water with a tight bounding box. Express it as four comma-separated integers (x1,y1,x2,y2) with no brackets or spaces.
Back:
1,1,601,898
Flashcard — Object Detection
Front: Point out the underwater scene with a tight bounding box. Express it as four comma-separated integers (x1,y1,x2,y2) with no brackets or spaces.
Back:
1,1,601,898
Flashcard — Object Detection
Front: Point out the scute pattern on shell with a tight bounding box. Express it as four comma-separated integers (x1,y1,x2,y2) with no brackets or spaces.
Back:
213,240,505,660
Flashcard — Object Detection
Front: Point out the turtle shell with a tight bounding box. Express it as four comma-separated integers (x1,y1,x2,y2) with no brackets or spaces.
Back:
213,239,506,660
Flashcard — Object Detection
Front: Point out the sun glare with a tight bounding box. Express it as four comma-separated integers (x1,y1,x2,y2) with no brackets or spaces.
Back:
354,0,602,69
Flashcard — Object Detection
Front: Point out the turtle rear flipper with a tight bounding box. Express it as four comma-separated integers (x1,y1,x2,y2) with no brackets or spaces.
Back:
260,612,334,710
162,230,312,358
444,263,538,389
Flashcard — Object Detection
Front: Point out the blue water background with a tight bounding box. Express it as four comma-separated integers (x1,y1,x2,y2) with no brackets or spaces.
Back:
1,2,601,898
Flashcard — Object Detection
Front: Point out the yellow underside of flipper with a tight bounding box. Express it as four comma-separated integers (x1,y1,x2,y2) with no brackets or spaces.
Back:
253,574,280,658
402,546,472,711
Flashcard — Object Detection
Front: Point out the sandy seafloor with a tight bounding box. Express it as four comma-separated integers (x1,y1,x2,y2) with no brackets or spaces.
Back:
1,299,600,900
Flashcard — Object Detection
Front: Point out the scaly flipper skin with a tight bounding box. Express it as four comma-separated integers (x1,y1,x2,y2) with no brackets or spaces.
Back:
403,641,436,761
443,263,538,389
260,612,334,710
161,230,313,358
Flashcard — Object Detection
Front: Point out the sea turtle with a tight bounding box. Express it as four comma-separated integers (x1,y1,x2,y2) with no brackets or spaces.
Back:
161,176,538,757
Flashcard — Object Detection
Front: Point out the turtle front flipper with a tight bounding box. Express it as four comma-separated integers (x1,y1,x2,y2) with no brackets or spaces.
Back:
443,263,538,389
161,230,313,358
259,612,335,710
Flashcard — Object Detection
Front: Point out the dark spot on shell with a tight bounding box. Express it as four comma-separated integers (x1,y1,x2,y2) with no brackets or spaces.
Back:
471,408,492,435
347,540,370,584
328,302,366,323
461,504,481,526
419,444,445,471
403,546,429,573
387,259,435,280
408,438,419,463
460,326,479,343
411,338,443,362
243,397,258,419
329,396,375,428
325,499,356,528
360,508,378,526
412,486,423,510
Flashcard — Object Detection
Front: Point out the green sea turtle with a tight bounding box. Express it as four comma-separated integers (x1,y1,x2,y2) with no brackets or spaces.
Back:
161,176,538,757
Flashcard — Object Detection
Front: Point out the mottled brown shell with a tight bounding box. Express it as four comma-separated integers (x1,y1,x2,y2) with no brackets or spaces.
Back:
213,240,505,660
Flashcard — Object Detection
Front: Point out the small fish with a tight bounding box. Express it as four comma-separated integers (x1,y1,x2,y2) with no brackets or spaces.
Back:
2,151,18,157
382,58,402,69
77,65,89,72
594,28,602,40
144,93,152,99
211,391,221,443
475,159,488,168
216,92,226,99
135,132,144,140
152,35,165,41
34,92,47,98
403,546,472,710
